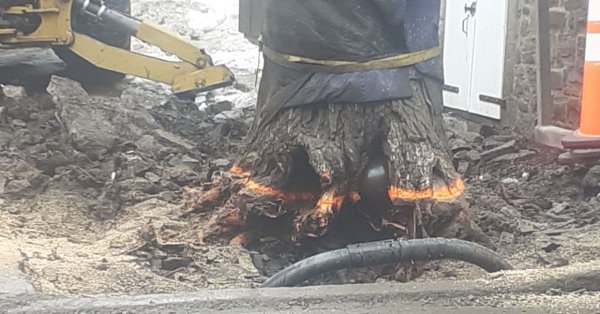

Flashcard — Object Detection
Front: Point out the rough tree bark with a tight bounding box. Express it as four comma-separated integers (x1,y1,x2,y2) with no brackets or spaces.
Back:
191,72,493,256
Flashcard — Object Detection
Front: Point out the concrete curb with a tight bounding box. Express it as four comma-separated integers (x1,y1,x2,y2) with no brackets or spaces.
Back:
534,125,571,149
2,261,599,313
2,281,512,314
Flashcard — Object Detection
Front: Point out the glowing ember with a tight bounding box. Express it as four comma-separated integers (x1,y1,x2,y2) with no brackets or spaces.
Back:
230,165,251,176
349,191,362,202
321,171,332,183
232,166,315,201
229,233,247,246
312,185,344,227
388,177,465,202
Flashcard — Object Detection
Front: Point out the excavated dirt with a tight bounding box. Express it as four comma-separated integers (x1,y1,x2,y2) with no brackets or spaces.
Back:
2,79,599,308
1,0,599,310
413,119,600,284
1,0,262,296
0,76,260,295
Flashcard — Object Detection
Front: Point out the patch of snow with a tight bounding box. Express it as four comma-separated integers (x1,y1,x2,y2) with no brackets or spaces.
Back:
121,0,259,110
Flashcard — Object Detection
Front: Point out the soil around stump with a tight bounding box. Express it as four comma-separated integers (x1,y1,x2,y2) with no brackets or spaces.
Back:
0,1,599,311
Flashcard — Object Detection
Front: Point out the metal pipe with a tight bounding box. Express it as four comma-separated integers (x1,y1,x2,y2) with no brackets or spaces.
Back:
262,238,513,287
72,0,140,36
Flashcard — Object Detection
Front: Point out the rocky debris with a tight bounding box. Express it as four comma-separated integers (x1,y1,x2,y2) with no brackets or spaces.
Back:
149,97,252,158
207,101,234,115
1,0,599,298
4,180,33,197
128,218,258,282
518,219,539,235
161,257,195,271
0,75,252,216
0,92,258,296
163,164,201,186
445,115,532,176
212,158,232,169
0,0,266,296
0,48,65,88
153,130,196,151
214,110,245,122
119,177,160,195
479,124,499,138
582,165,600,197
145,172,161,183
0,61,261,290
453,150,481,176
56,79,159,161
447,119,537,178
483,137,510,150
488,150,537,164
0,131,11,148
542,242,561,253
443,114,600,277
481,140,518,162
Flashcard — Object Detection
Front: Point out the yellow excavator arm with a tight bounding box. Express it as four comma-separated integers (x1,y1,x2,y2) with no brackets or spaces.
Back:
0,0,235,96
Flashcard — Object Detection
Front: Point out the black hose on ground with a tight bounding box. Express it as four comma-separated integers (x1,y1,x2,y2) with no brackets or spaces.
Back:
262,238,513,288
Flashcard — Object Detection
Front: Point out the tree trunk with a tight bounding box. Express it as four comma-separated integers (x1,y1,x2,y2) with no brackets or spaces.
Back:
191,77,493,256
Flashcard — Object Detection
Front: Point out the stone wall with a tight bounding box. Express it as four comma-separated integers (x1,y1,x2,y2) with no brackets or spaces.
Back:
503,0,539,135
504,0,587,133
548,0,587,129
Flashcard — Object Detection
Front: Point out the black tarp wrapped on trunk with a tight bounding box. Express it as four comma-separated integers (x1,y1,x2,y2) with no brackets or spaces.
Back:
255,0,443,132
263,0,409,62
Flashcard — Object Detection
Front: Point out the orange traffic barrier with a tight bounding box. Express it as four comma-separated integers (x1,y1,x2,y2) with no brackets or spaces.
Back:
563,0,600,149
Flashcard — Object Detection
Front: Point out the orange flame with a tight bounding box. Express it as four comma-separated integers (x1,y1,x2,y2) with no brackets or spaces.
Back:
231,166,315,201
232,166,463,205
229,233,247,246
349,191,362,202
221,213,246,228
388,177,465,202
242,180,313,201
230,165,250,176
312,185,344,228
316,195,345,209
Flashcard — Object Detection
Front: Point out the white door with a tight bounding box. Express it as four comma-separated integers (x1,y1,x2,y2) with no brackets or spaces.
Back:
443,0,508,120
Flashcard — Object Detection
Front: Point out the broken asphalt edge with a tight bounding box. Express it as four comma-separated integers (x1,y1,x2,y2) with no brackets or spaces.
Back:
2,261,600,313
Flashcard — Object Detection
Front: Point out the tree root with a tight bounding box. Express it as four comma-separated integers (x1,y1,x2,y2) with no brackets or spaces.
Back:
185,80,495,281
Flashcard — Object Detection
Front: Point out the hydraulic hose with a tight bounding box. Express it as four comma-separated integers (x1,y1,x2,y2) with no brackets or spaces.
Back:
262,238,513,288
73,0,141,36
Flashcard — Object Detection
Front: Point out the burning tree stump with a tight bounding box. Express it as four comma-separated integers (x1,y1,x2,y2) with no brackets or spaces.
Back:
190,78,493,255
182,0,494,282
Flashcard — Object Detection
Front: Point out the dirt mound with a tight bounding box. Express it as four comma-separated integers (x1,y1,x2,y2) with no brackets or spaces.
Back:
2,77,600,296
410,116,600,283
0,77,259,295
2,0,600,299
